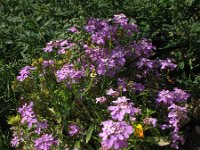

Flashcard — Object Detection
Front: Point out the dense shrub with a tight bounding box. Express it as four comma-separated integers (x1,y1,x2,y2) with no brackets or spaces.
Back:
0,0,199,148
9,14,191,150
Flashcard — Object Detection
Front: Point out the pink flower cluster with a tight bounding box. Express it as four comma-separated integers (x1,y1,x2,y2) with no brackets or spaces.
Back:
99,120,133,150
11,102,56,149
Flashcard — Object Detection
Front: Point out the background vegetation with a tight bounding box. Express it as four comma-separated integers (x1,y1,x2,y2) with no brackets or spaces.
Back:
0,0,199,149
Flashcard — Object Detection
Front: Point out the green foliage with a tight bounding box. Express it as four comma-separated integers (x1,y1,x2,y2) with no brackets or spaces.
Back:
0,129,9,150
0,0,199,148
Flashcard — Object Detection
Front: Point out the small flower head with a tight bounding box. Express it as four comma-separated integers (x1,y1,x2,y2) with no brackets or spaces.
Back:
106,88,119,98
99,120,133,149
17,66,36,81
68,26,79,33
34,134,58,150
96,96,107,103
68,124,80,136
18,101,38,128
143,117,157,127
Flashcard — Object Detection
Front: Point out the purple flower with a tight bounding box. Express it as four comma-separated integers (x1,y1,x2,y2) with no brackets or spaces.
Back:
134,83,145,92
34,134,58,150
156,90,174,104
173,88,190,102
117,78,127,92
10,130,23,147
43,41,54,52
18,102,38,128
17,66,36,81
168,104,187,131
56,64,85,83
68,124,79,136
159,59,177,71
99,120,133,150
132,40,155,58
108,96,140,121
143,117,157,127
113,14,128,25
106,88,119,98
171,132,185,149
35,121,48,134
43,40,75,54
136,58,155,69
68,27,79,33
167,104,188,149
156,88,190,105
42,60,54,68
96,96,107,103
160,124,170,130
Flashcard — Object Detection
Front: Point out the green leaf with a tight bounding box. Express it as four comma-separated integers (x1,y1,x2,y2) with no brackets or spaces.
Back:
153,136,170,146
145,136,170,146
86,125,94,144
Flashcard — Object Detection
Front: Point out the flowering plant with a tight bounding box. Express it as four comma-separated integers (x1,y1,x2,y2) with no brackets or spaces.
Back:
10,14,190,150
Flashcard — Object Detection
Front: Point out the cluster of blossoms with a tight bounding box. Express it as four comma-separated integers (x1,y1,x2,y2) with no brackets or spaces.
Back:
143,117,157,127
18,101,38,128
11,102,57,150
34,134,58,150
99,93,142,149
13,14,191,150
42,60,54,68
43,39,75,54
68,124,80,136
136,58,177,71
10,129,23,147
108,96,141,121
157,88,190,149
17,66,36,81
157,88,190,105
56,64,85,84
167,104,188,149
99,120,133,149
83,14,139,76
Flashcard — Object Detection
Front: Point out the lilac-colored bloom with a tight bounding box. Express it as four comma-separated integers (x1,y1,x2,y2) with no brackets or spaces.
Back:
167,104,188,149
168,104,187,130
113,14,128,25
117,78,127,92
56,64,85,83
10,130,23,147
68,124,79,136
68,27,79,33
171,132,185,149
106,88,119,97
156,90,174,104
35,121,48,134
17,66,36,81
34,134,58,150
43,40,75,54
159,59,177,71
96,96,107,103
156,88,190,105
108,96,140,121
43,41,54,52
99,120,133,150
143,117,157,127
84,16,132,76
136,58,155,69
132,40,155,58
18,102,38,128
134,83,145,92
42,60,54,68
173,88,190,102
160,124,170,130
